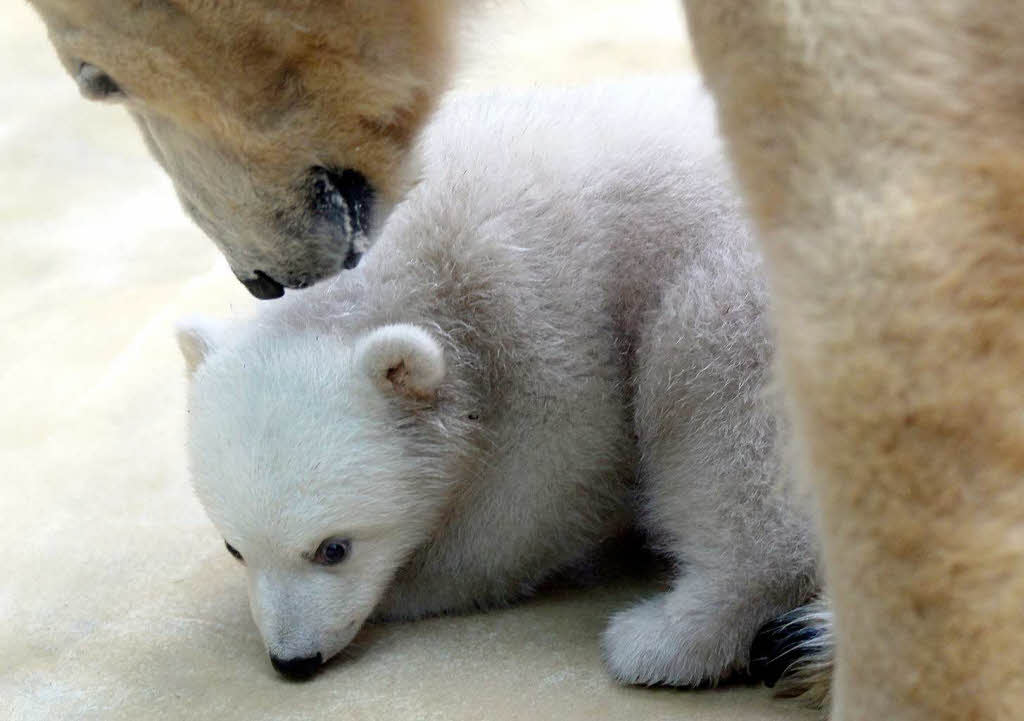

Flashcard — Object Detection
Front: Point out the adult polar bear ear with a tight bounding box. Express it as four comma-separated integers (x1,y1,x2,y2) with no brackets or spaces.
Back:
355,324,445,400
175,315,228,376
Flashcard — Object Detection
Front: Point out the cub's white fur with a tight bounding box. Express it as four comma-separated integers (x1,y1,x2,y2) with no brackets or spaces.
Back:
179,77,818,683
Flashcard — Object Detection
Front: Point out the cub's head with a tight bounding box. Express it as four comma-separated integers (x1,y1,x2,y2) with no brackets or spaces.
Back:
178,318,447,678
29,0,453,298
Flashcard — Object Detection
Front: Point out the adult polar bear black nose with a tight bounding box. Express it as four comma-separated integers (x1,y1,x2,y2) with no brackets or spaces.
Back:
241,271,285,300
269,652,322,680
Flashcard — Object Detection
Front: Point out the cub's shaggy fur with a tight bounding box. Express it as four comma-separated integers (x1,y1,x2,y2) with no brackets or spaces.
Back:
179,78,818,682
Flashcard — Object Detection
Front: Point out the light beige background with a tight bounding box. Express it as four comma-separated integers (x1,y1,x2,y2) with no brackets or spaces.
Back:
0,1,814,719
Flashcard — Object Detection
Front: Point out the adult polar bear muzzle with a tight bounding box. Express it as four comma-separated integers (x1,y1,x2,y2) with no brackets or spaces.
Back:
27,0,453,298
129,105,379,300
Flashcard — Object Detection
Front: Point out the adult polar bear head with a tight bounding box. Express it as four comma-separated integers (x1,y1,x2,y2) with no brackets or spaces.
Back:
28,0,454,298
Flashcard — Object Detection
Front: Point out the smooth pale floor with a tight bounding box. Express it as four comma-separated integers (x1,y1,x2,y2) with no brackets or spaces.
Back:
0,2,815,719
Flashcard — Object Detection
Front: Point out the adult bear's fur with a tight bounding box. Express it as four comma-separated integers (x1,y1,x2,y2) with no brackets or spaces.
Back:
686,2,1024,719
28,0,455,294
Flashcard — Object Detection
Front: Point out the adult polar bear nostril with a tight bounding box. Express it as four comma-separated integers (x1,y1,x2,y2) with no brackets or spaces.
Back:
355,324,445,400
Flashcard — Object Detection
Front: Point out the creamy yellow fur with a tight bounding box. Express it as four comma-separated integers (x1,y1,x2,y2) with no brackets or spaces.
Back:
684,2,1024,719
29,0,454,288
31,0,451,197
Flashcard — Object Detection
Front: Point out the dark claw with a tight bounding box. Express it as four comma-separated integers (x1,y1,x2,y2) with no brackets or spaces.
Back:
750,613,821,687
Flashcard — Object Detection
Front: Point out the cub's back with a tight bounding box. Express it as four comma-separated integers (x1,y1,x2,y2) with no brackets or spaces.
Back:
374,75,747,343
257,75,751,370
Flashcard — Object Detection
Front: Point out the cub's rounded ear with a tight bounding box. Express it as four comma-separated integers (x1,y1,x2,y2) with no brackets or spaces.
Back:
175,315,226,376
355,324,445,400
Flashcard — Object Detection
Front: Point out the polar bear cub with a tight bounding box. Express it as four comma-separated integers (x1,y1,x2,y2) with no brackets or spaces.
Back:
178,76,818,683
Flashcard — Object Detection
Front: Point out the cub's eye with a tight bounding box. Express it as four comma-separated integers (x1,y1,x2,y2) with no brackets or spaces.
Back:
224,541,244,562
313,537,351,566
75,62,125,101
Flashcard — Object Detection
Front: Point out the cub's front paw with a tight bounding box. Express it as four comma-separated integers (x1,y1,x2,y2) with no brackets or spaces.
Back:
601,595,745,688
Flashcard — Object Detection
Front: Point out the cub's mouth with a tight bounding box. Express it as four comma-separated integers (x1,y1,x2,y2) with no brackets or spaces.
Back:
241,167,376,300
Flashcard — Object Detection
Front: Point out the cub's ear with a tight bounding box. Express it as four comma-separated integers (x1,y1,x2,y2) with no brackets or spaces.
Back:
354,324,445,400
175,315,226,376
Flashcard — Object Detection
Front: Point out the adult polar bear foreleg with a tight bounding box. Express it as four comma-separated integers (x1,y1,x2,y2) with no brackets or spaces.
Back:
684,1,1024,719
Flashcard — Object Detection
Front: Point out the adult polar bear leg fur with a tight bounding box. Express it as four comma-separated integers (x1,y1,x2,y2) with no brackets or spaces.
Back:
686,1,1024,720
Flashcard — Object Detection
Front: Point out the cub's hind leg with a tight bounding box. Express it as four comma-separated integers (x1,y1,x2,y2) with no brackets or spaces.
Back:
604,257,817,686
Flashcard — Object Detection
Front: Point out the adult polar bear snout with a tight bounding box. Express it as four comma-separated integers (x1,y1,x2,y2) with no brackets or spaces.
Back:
28,0,454,299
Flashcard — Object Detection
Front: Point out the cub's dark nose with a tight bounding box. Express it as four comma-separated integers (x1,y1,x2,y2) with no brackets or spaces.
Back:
242,270,285,300
270,652,323,680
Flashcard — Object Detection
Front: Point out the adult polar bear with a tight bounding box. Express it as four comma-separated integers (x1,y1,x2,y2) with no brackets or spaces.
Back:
27,1,1024,720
